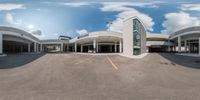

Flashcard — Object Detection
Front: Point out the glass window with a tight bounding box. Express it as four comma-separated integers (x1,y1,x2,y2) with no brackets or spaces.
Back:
133,19,141,55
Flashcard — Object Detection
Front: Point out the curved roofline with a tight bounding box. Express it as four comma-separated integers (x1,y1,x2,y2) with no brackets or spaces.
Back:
169,26,200,38
0,26,40,41
70,31,122,43
88,31,122,34
123,16,147,31
76,31,122,38
77,31,122,37
147,33,169,39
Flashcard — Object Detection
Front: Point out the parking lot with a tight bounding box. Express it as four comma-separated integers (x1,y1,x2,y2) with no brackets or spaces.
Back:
0,53,200,100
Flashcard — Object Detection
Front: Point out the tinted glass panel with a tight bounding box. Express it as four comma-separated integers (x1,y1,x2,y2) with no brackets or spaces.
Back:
133,19,141,55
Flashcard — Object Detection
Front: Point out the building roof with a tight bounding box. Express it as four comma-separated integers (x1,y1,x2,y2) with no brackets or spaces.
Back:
59,35,72,39
0,26,40,41
169,26,200,38
147,33,169,39
70,31,122,43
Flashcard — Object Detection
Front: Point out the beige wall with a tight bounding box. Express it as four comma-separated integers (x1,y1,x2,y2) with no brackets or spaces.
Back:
123,18,133,55
0,33,2,54
140,22,146,54
123,17,146,55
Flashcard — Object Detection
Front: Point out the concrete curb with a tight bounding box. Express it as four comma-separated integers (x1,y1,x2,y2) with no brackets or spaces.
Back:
118,53,149,59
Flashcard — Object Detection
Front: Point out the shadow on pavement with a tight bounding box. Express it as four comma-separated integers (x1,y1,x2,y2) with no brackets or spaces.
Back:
159,53,200,69
0,53,45,69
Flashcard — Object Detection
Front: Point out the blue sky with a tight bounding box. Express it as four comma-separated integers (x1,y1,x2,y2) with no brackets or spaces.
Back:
0,0,200,39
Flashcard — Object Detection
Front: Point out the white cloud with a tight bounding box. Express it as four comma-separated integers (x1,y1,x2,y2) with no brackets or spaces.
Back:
27,24,35,30
59,1,162,8
162,12,200,34
181,4,200,11
0,3,24,11
31,30,42,36
60,2,92,7
101,2,160,12
5,13,22,25
100,2,155,32
76,29,88,35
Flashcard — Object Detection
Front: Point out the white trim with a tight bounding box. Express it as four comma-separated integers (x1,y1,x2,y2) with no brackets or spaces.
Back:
41,42,63,45
1,31,40,43
170,31,200,39
119,53,148,59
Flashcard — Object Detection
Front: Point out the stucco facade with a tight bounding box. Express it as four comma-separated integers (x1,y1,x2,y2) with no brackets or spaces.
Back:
0,20,200,56
123,17,146,56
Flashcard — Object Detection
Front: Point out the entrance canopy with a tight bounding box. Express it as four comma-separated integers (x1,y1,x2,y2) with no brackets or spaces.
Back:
69,31,123,53
169,26,200,54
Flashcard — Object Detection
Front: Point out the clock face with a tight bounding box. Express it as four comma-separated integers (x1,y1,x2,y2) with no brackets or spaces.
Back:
136,34,140,40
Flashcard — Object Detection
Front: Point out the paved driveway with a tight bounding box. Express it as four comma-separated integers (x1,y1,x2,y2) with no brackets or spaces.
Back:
0,53,200,100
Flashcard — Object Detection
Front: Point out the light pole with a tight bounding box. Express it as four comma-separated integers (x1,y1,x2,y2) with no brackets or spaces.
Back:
107,21,113,31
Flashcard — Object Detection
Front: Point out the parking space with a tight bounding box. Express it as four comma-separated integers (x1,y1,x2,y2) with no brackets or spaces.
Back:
0,53,200,100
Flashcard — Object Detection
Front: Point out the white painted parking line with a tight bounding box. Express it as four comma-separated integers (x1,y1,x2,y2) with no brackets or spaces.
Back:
106,55,118,70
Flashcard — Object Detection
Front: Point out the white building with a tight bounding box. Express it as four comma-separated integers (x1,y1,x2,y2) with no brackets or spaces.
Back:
0,17,200,56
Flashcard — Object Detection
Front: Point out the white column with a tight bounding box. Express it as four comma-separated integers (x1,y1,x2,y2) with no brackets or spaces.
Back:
110,45,112,52
40,44,42,52
0,33,3,54
184,40,187,52
81,44,83,52
93,39,96,53
199,37,200,55
74,43,77,52
61,43,63,52
67,44,69,52
28,43,31,53
167,40,170,52
114,41,117,53
96,43,98,53
173,46,175,52
178,36,181,53
34,42,37,52
37,44,39,52
188,42,191,53
119,40,122,53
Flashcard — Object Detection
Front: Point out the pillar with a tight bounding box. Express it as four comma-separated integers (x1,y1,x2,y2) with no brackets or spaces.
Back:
40,44,42,52
28,43,30,53
81,44,83,52
188,42,191,53
60,43,63,52
178,36,181,53
110,45,112,52
96,43,98,53
184,40,187,52
119,40,122,53
74,42,77,52
93,39,96,53
199,37,200,55
67,44,69,52
114,41,117,53
167,40,170,52
34,42,37,52
0,33,3,54
173,46,176,52
37,43,39,52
